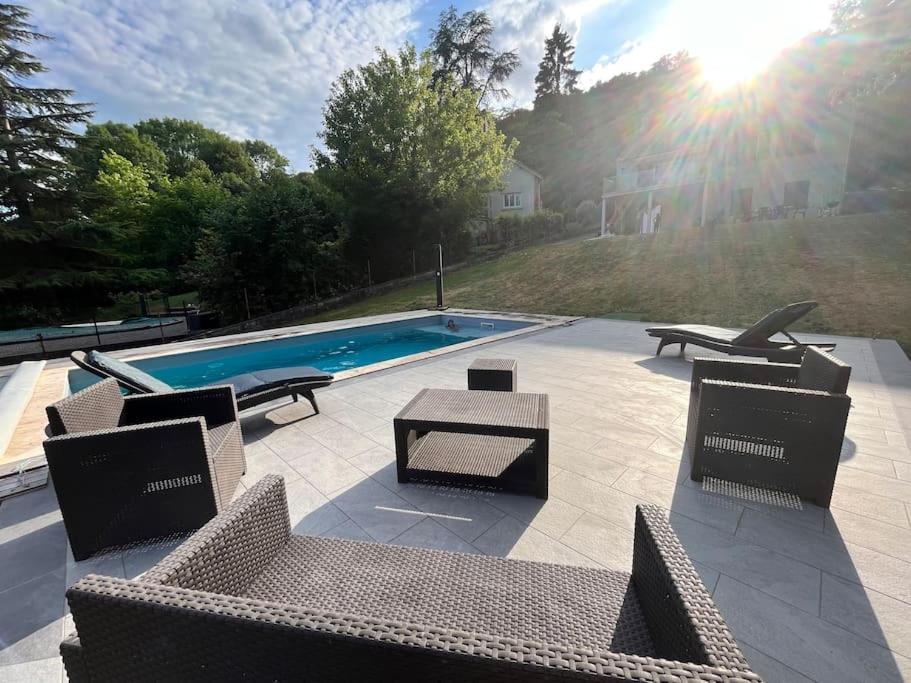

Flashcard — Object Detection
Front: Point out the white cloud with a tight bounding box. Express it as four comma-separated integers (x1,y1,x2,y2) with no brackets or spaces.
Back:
484,0,617,108
28,0,421,169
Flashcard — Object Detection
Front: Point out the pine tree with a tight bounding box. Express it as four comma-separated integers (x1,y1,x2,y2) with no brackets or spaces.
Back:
534,24,582,104
0,4,91,222
0,4,163,326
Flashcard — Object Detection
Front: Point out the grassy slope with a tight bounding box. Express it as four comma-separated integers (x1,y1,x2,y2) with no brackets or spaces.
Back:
300,213,911,350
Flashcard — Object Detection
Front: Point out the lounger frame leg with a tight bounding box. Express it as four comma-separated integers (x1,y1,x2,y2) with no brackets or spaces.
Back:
302,388,319,415
656,338,670,356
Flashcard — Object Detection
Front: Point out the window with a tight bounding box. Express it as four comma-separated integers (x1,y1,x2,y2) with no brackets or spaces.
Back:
784,180,810,208
503,192,521,208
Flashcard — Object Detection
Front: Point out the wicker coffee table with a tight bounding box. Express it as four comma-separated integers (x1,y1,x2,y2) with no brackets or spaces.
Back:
394,388,549,498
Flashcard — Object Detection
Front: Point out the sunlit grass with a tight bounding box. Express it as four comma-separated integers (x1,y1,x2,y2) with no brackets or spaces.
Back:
299,213,911,352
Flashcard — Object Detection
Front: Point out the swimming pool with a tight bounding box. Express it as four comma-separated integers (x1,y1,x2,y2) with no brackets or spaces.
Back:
68,314,534,392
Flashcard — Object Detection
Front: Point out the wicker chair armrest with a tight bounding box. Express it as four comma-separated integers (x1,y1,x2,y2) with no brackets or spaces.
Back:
632,505,754,674
699,379,847,405
44,417,208,452
140,474,290,594
66,573,760,682
122,385,238,428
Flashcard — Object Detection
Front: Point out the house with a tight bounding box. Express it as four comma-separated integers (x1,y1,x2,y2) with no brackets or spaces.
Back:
486,160,543,223
600,103,853,235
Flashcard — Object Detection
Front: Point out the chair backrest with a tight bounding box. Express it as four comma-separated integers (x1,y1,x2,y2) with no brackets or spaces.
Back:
81,350,173,394
798,347,851,394
46,378,125,436
731,301,818,346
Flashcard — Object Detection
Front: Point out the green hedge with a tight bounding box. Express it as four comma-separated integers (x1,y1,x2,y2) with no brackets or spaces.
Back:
493,210,564,246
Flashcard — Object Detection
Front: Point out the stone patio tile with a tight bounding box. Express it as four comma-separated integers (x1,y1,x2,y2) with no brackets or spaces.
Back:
829,486,909,527
286,446,366,496
0,567,65,667
825,506,911,562
487,490,584,540
569,415,659,450
894,461,911,481
587,438,685,483
0,516,66,594
736,508,911,605
393,484,504,543
392,517,481,554
0,483,61,544
821,573,911,659
346,445,402,490
328,477,425,542
838,452,898,478
0,657,62,683
311,424,378,459
291,412,344,436
549,443,627,486
282,477,349,536
671,514,822,615
341,392,404,420
549,471,645,532
258,427,327,463
549,423,602,451
361,425,396,451
327,405,387,434
647,434,688,460
714,576,911,682
240,442,301,488
739,643,813,683
559,512,634,571
614,468,744,533
472,514,600,568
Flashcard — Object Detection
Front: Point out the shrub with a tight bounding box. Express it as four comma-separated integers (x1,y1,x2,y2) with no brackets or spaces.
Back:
574,199,600,228
494,210,564,246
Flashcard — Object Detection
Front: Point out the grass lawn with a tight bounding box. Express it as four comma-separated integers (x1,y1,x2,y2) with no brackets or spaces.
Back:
299,212,911,351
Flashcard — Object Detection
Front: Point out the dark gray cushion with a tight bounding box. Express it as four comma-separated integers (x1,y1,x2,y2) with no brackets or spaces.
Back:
208,367,333,398
88,351,173,394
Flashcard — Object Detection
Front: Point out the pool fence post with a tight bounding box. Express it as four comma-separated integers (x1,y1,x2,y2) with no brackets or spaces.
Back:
412,250,416,279
92,315,101,346
367,260,372,287
158,315,165,343
243,288,251,320
434,243,444,309
36,333,46,358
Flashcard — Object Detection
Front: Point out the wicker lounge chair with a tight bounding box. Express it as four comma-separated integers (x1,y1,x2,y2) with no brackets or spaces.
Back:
71,350,333,413
646,300,835,362
686,347,851,507
61,474,759,682
44,378,246,560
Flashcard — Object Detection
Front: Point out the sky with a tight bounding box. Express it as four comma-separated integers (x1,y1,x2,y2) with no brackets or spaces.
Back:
28,0,833,170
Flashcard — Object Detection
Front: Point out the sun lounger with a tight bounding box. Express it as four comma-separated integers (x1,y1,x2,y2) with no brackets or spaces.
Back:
646,300,835,362
71,350,333,414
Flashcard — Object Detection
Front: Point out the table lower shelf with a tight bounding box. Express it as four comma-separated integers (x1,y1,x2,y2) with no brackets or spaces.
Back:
403,431,540,493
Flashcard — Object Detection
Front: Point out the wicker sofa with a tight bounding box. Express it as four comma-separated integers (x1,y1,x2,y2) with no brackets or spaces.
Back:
44,378,246,560
62,474,759,682
686,347,851,507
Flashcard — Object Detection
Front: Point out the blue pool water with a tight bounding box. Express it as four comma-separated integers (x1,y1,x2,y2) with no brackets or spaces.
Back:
69,315,532,392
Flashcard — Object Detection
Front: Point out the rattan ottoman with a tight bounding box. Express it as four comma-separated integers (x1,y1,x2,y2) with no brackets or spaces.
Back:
467,358,517,391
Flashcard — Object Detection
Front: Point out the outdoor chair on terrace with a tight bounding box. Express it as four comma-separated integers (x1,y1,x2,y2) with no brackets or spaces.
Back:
44,378,246,560
72,349,333,414
62,475,759,682
686,347,851,507
646,300,836,362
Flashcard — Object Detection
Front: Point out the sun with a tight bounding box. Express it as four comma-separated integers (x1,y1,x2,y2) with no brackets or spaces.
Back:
660,0,832,91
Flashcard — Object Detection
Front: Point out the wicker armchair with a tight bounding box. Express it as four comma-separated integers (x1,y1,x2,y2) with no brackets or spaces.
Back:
44,378,246,561
687,347,851,507
61,475,759,682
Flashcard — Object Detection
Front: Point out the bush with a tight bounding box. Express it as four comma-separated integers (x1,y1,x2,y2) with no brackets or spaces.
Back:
574,199,600,228
493,210,564,246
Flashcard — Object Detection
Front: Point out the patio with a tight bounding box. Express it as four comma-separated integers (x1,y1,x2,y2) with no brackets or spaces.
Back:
1,316,910,682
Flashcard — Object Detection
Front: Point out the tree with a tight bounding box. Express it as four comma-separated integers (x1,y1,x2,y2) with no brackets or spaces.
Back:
315,46,515,281
534,24,581,104
70,122,167,190
0,4,91,222
243,139,289,178
183,173,348,321
430,6,519,107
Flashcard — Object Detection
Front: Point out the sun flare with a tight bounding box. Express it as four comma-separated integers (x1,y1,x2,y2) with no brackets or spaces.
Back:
661,0,832,90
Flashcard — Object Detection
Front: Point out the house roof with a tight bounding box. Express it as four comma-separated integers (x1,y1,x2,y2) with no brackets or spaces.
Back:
513,160,543,179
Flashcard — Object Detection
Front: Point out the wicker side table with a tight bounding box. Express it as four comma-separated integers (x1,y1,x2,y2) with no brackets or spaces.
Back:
468,358,517,391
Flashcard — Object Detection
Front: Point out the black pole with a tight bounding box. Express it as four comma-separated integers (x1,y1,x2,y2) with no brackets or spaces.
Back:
92,315,101,346
434,243,444,309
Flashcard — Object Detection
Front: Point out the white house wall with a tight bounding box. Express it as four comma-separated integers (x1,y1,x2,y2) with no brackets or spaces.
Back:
488,164,538,222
